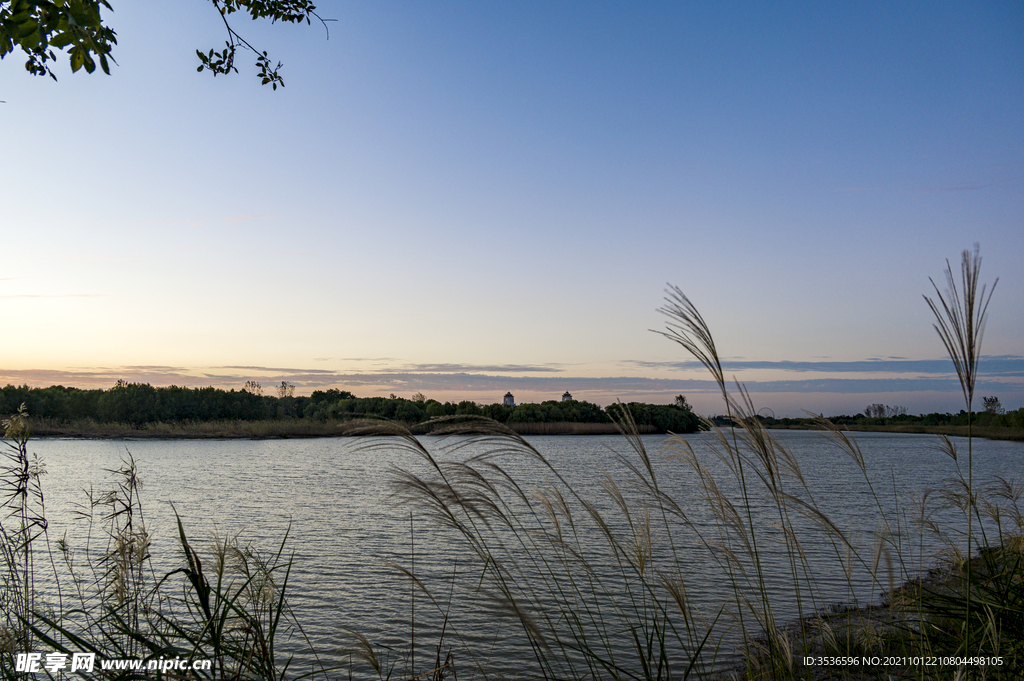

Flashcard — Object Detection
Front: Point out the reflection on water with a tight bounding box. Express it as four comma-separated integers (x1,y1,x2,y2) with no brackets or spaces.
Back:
26,431,1024,678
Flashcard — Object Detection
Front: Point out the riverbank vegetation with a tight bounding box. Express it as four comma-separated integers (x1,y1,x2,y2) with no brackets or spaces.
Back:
23,415,652,438
732,404,1024,441
0,383,703,436
2,248,1021,680
1,407,318,680
348,251,1019,680
770,421,1024,442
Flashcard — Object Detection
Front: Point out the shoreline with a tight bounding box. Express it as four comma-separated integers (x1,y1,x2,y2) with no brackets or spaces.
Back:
23,418,1023,441
734,542,1023,680
766,423,1024,442
22,418,659,439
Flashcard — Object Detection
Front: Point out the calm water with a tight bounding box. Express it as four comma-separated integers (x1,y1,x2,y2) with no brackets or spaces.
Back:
24,431,1024,678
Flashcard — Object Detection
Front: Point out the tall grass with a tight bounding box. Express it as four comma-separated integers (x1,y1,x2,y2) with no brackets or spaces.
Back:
3,247,1021,680
343,248,1019,680
924,244,998,658
1,405,55,658
0,423,326,680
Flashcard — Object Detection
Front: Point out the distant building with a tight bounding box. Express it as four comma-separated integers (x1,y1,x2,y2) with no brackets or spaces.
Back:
562,391,573,402
503,392,516,408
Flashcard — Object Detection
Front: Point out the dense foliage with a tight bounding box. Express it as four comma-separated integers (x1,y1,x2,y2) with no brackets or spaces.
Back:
1,0,320,86
0,383,704,433
743,406,1024,431
1,0,115,78
606,401,703,433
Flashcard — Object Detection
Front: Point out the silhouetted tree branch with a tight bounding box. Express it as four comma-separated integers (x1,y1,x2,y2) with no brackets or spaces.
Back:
1,0,331,88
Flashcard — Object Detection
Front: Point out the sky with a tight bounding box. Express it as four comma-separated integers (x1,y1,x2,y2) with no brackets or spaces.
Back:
1,1,1022,417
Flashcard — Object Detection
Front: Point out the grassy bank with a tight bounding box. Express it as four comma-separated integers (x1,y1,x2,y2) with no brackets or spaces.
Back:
24,417,660,438
766,423,1024,442
505,420,657,435
755,537,1024,680
27,416,1024,441
25,416,376,438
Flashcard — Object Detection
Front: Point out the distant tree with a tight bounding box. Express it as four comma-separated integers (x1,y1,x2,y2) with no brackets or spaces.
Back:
455,400,481,416
863,403,907,419
410,392,427,403
982,396,1005,415
99,381,158,425
394,400,424,423
277,381,295,398
865,403,885,419
309,388,354,402
606,401,701,433
557,399,610,424
243,380,263,396
509,403,544,423
482,403,512,422
674,395,693,412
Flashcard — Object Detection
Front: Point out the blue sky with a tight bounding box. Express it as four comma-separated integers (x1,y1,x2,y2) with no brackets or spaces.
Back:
1,1,1022,416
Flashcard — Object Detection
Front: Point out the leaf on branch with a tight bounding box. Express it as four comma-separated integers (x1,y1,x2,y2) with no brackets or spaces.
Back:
2,0,117,80
2,0,323,88
199,0,325,88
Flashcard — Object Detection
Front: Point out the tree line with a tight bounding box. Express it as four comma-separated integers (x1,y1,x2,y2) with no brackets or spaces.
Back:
723,398,1024,430
0,383,703,433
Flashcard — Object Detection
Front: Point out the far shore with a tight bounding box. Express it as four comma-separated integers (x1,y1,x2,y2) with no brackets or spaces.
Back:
23,418,653,439
21,418,1024,441
765,422,1024,441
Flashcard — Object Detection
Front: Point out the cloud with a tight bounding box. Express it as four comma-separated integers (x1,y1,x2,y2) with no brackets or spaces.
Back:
392,363,565,374
294,373,1014,396
216,365,338,374
298,360,565,373
323,373,718,393
0,366,199,388
336,357,399,362
621,356,1024,377
2,366,1020,401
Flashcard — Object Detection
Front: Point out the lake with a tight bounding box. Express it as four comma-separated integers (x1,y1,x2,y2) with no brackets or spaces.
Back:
21,430,1024,678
